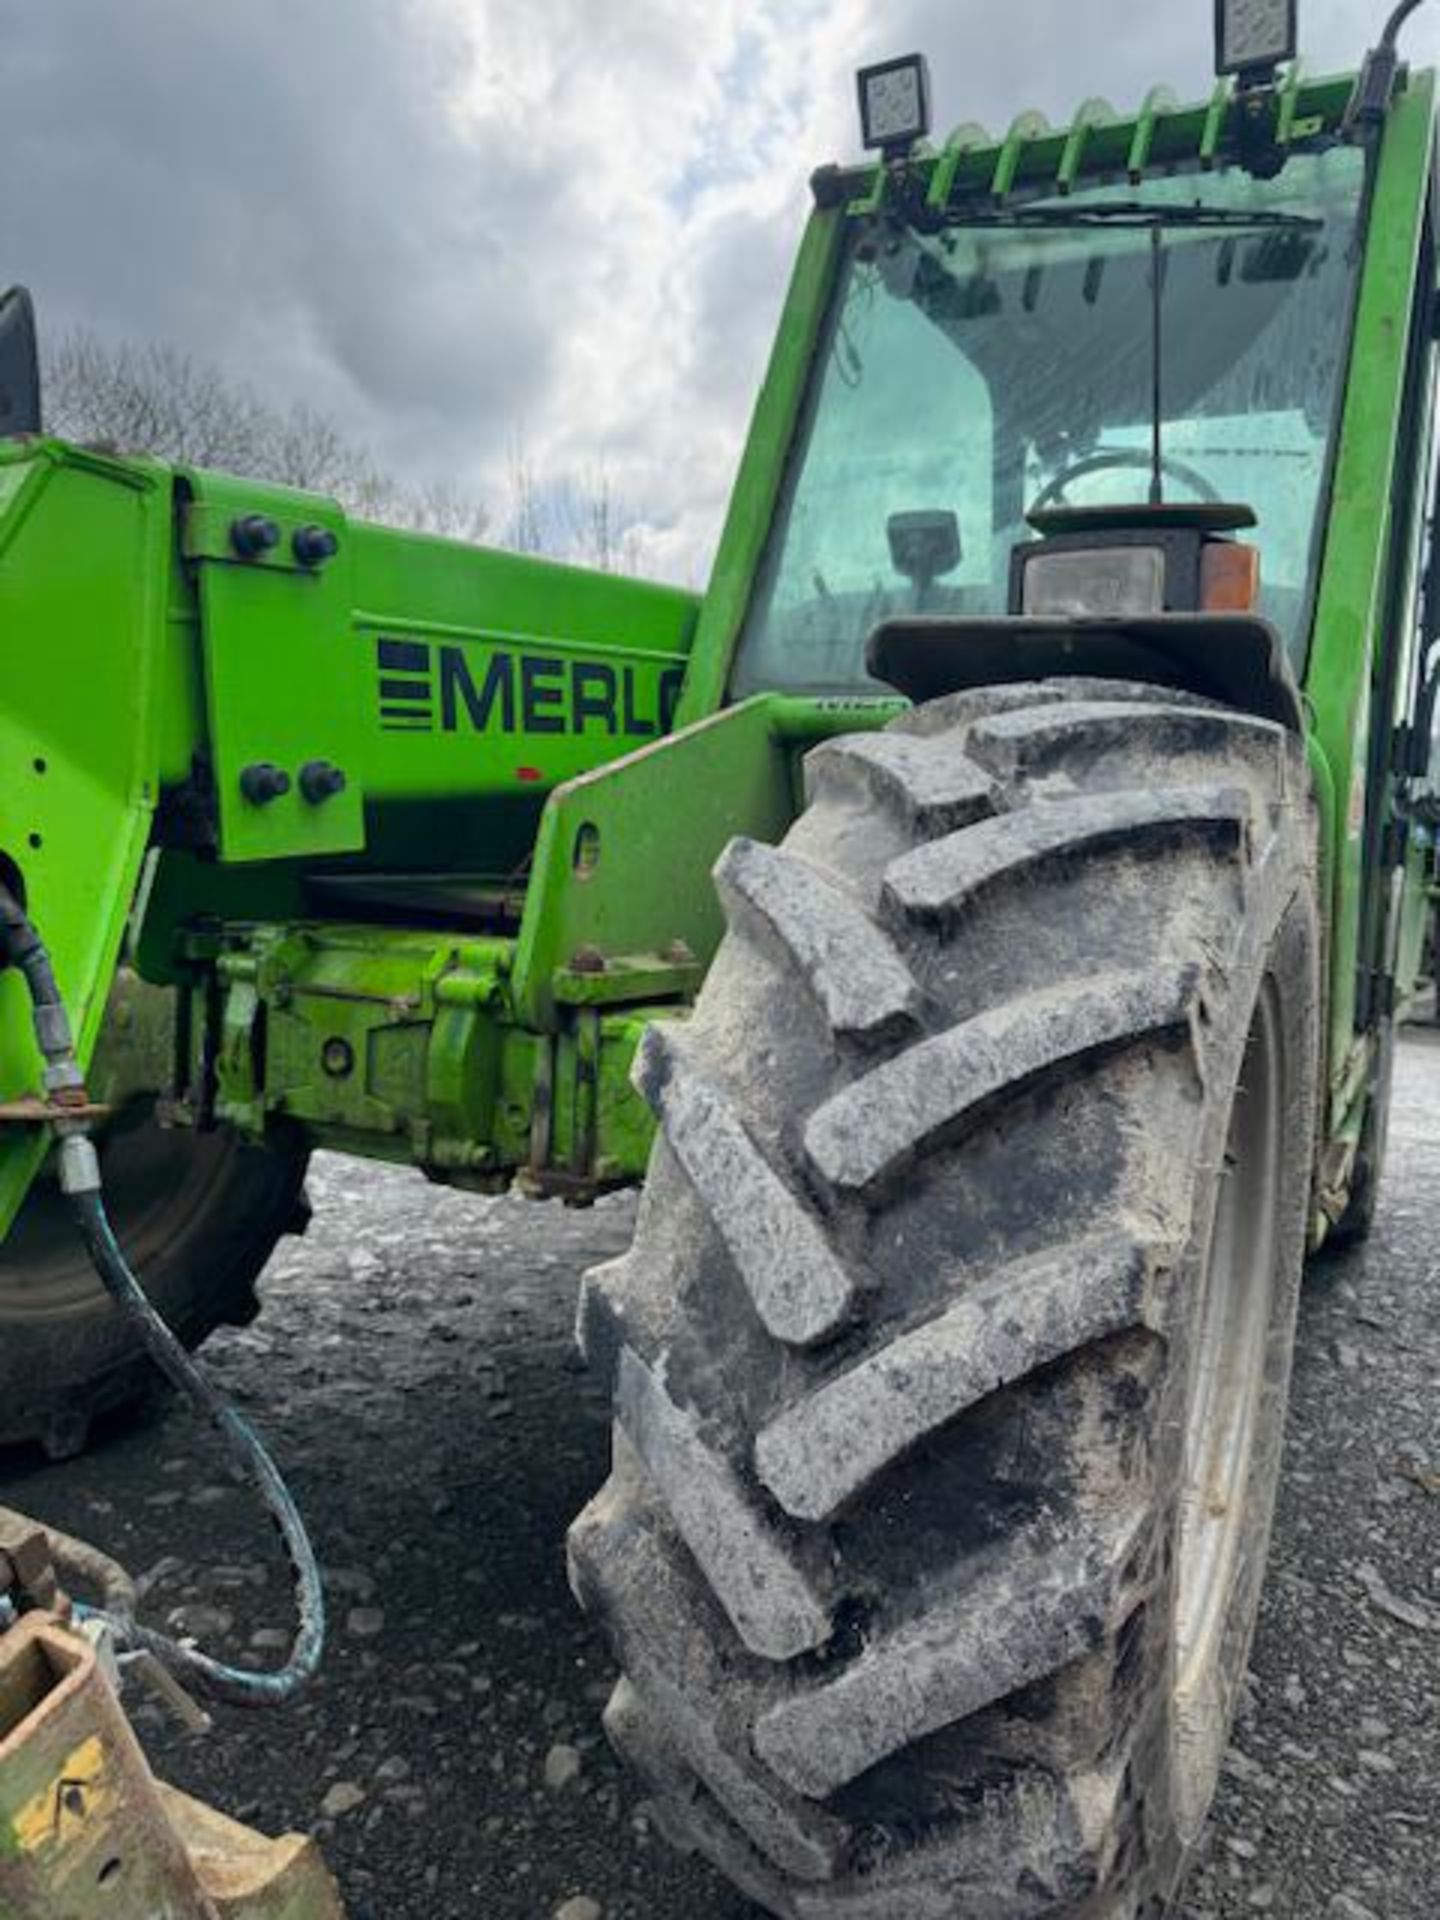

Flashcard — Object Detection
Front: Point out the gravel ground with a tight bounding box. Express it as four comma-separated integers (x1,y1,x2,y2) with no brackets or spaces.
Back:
5,1034,1440,1920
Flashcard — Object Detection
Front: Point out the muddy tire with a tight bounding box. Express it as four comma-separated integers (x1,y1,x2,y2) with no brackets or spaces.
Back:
570,682,1319,1918
0,1109,309,1457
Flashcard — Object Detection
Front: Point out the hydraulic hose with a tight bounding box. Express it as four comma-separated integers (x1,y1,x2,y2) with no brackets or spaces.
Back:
65,1181,325,1706
0,886,324,1709
0,887,74,1096
1381,0,1430,46
1349,0,1435,124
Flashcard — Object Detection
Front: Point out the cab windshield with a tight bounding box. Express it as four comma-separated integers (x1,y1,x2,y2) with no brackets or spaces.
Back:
732,145,1368,696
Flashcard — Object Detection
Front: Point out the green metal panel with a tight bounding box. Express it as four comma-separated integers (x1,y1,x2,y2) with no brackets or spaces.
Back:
347,612,687,799
1302,71,1435,1113
344,519,698,801
186,474,699,843
509,692,901,1031
0,442,169,1235
349,520,698,658
184,470,364,862
510,695,797,1026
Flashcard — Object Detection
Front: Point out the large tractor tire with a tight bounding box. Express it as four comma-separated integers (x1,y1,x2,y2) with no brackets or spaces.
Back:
570,681,1319,1919
0,1108,309,1458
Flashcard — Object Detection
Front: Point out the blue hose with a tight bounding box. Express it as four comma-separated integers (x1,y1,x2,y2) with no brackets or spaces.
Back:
0,884,324,1709
69,1186,325,1708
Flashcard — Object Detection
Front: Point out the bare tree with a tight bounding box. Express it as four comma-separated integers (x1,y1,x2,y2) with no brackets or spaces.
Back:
46,328,659,570
503,438,546,556
565,462,646,576
41,328,489,541
499,441,649,575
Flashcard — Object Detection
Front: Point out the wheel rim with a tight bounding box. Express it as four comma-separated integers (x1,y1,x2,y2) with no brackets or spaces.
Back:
0,1106,249,1323
1173,977,1282,1814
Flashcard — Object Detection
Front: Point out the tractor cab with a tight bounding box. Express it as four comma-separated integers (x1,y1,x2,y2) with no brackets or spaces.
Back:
728,58,1368,715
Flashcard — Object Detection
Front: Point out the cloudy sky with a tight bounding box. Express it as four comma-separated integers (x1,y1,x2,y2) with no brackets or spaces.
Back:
0,0,1433,581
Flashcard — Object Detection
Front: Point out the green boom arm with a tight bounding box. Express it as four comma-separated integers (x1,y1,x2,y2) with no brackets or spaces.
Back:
0,438,892,1227
0,441,705,1225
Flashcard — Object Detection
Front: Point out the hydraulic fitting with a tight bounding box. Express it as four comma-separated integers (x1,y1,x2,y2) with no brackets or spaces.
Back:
58,1135,101,1195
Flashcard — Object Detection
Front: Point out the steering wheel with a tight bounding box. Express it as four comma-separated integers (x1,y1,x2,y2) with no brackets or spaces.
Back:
1030,447,1223,514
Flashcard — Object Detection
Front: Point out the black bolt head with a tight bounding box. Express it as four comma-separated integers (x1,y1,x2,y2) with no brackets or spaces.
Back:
239,761,291,804
299,759,347,804
293,524,340,566
231,514,282,559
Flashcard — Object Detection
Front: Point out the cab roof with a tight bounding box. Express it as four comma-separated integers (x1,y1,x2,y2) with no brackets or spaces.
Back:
822,68,1370,217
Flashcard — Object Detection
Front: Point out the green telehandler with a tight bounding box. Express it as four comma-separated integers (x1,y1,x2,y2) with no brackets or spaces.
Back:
3,1,1440,1913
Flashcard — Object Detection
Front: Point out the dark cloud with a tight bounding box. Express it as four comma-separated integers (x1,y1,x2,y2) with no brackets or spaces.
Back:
0,0,559,473
0,0,1428,574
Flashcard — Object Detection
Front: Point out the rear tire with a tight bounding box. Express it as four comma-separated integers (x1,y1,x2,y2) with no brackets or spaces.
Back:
570,682,1319,1918
0,1109,309,1457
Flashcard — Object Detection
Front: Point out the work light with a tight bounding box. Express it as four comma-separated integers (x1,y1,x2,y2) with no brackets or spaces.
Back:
857,54,931,156
1215,0,1298,79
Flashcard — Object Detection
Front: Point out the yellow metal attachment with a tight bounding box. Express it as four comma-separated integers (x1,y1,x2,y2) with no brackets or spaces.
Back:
0,1612,344,1920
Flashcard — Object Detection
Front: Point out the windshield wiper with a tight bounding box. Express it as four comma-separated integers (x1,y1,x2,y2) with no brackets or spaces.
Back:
937,203,1322,232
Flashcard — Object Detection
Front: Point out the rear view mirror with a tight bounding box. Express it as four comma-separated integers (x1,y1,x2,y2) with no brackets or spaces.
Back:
888,509,962,588
0,288,41,437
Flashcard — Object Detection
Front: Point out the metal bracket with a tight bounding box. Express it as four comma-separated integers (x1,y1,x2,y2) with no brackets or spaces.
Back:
0,1611,344,1918
868,612,1305,734
1354,966,1398,1030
